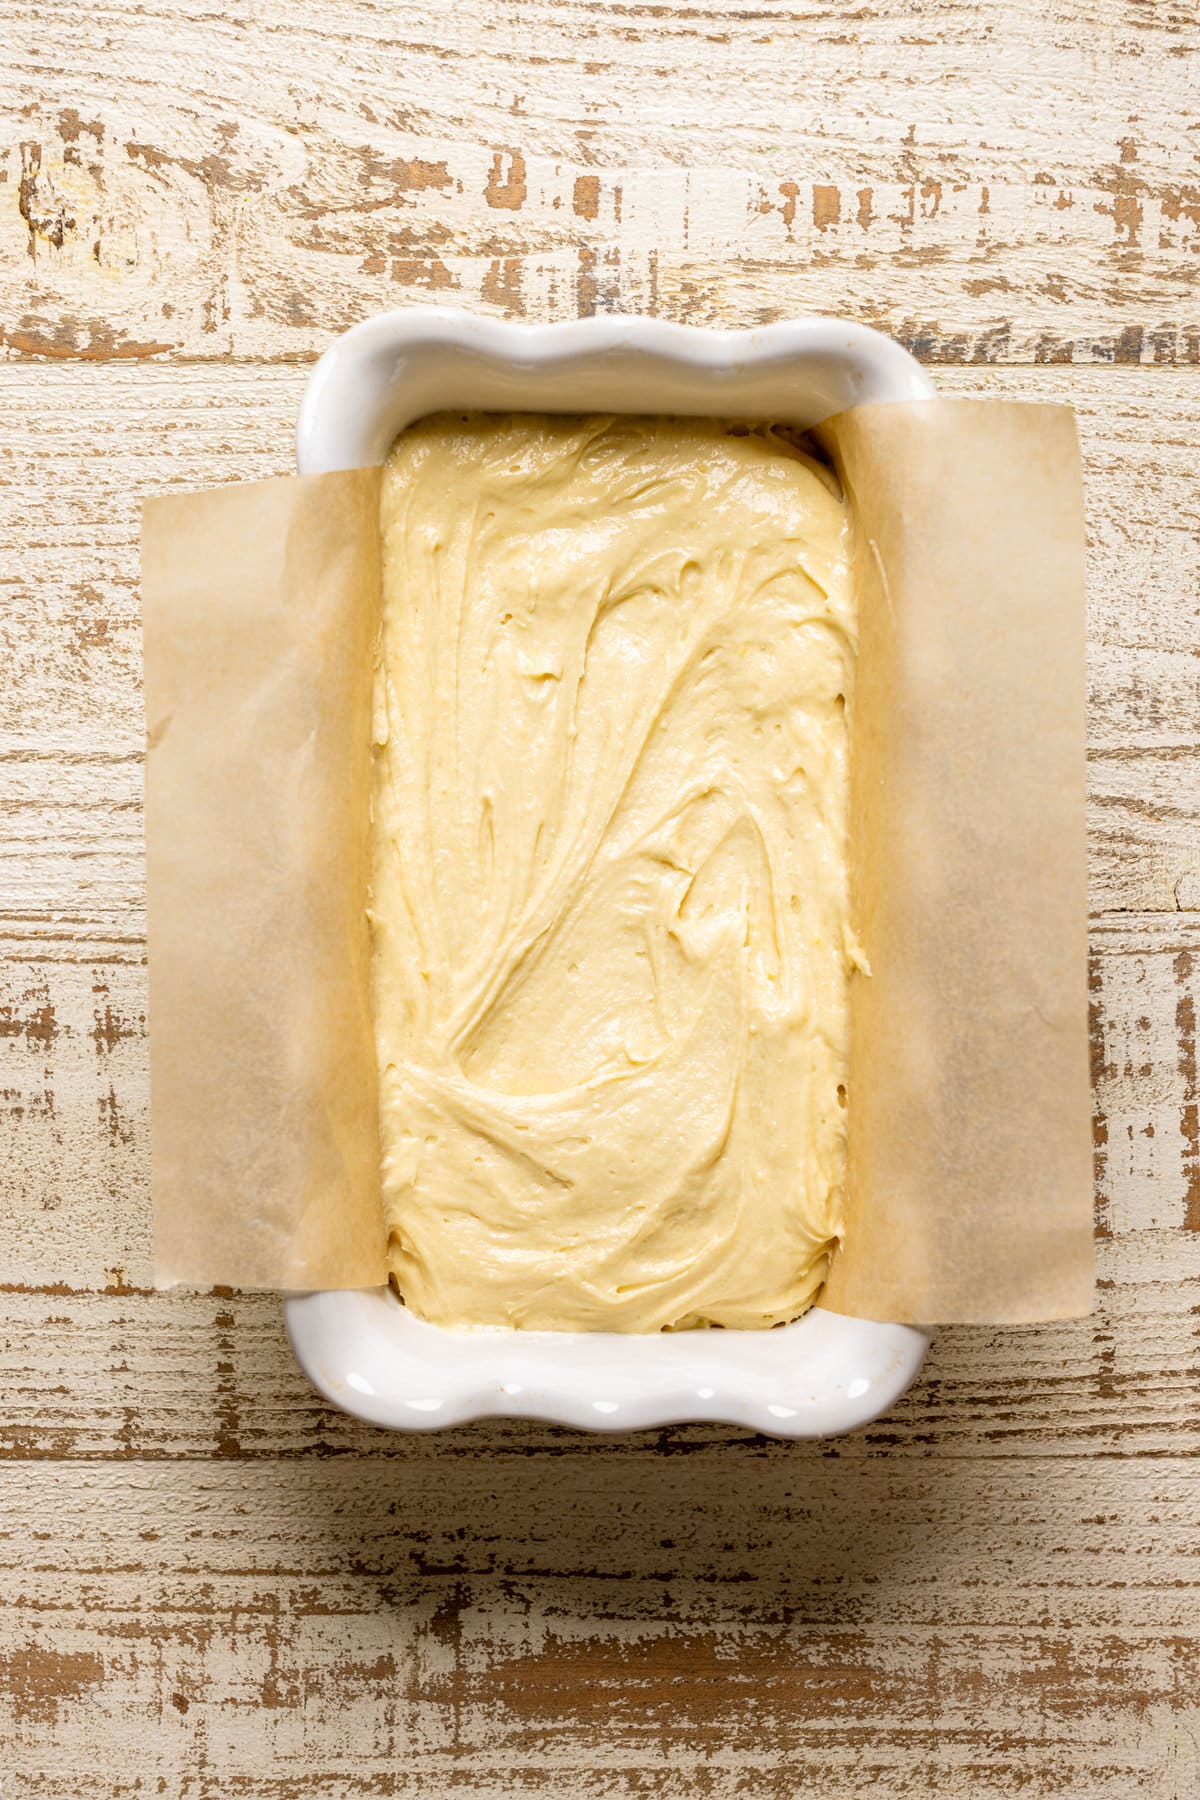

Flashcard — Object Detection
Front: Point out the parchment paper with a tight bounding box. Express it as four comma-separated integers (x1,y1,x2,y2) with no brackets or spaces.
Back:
820,402,1093,1322
142,468,386,1288
141,400,1093,1321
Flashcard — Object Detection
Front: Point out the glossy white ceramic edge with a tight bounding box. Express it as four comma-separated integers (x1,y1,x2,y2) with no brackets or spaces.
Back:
287,306,933,1439
287,1290,930,1438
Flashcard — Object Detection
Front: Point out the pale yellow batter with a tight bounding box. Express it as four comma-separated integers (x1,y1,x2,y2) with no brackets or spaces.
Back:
371,413,855,1331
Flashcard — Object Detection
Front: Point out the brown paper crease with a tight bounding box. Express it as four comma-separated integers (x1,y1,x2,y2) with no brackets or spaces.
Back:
140,401,1093,1323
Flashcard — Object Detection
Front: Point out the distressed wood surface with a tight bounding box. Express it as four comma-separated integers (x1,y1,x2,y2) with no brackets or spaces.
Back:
2,2,1199,1794
4,2,1200,367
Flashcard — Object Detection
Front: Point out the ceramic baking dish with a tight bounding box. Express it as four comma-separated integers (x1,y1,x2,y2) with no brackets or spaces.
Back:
287,308,933,1438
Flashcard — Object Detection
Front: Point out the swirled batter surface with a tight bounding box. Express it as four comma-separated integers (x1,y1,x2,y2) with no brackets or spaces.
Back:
373,413,855,1331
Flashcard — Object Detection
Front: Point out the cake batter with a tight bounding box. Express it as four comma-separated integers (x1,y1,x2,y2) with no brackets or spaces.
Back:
371,413,855,1331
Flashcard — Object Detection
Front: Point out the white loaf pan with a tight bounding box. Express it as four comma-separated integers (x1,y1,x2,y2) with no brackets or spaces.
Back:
287,309,933,1438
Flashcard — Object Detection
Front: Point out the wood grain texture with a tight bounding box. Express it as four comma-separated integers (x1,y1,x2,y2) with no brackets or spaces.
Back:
2,1,1199,367
2,1,1199,1793
1,1458,1198,1796
3,361,1199,914
2,911,1197,1466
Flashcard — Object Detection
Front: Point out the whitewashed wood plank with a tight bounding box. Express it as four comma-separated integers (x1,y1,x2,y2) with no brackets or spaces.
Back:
0,926,150,1293
0,914,1196,1458
1,2,1198,365
0,1459,1196,1796
0,1227,1197,1463
2,6,1199,1779
2,361,1198,912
